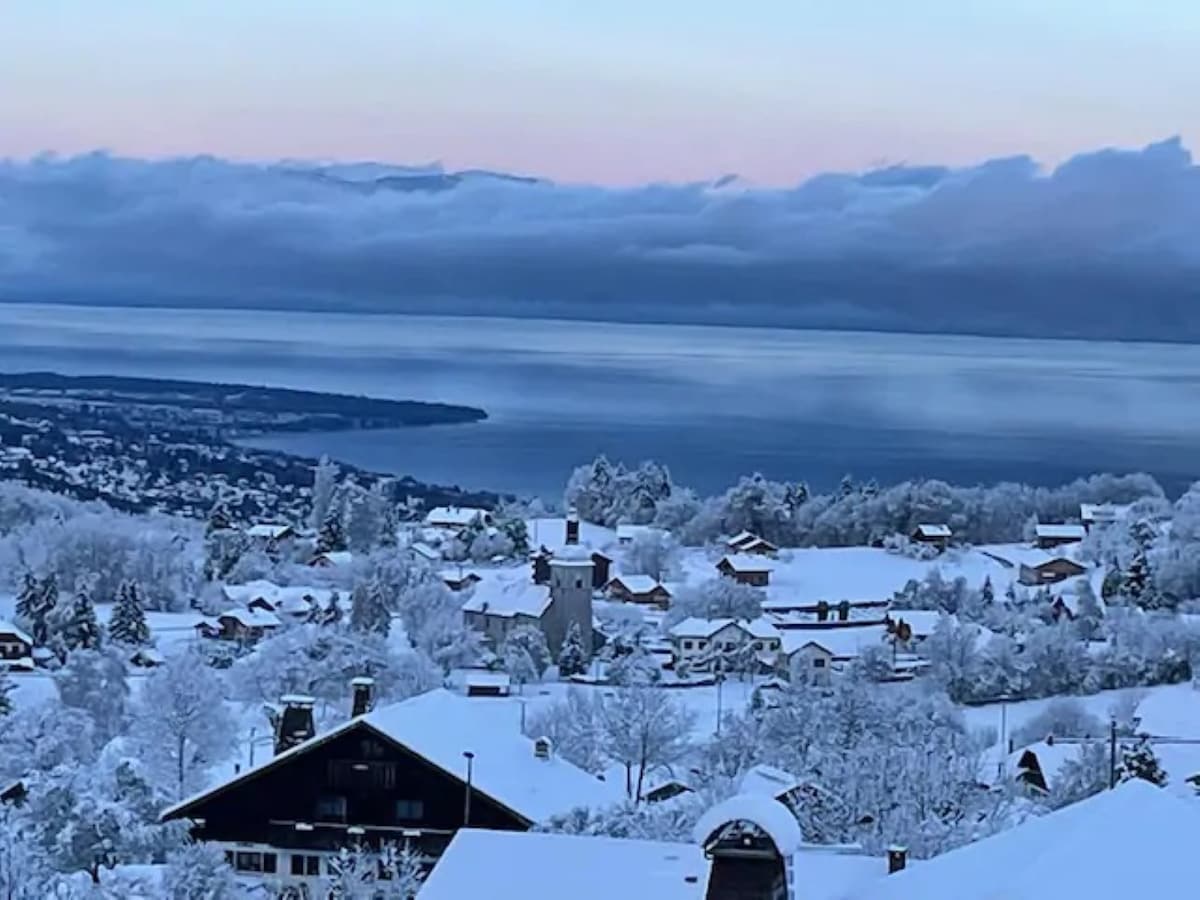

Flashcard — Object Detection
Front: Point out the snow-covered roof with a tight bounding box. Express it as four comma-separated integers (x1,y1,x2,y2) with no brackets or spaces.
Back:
779,624,889,659
608,574,668,595
1007,740,1084,791
449,669,512,690
1034,523,1087,540
693,794,803,857
165,689,610,826
617,524,658,541
311,550,354,567
1023,556,1087,572
218,608,282,628
461,578,552,619
411,541,441,561
739,763,802,800
0,619,33,646
223,581,332,614
913,523,952,538
425,506,490,527
668,617,780,641
417,829,708,900
847,780,1199,900
791,847,887,900
728,530,758,546
1080,503,1132,523
717,554,774,573
245,523,294,539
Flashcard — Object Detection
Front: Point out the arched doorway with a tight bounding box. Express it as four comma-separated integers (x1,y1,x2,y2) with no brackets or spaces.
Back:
694,795,801,900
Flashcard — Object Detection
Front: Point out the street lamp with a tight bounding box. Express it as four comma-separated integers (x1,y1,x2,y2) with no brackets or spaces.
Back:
462,751,475,826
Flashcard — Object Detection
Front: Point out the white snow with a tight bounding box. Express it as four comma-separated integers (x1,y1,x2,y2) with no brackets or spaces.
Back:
425,506,491,528
460,571,552,619
847,780,1200,900
738,763,801,799
718,553,774,573
913,524,952,538
608,574,665,595
417,829,708,900
0,618,33,646
778,625,889,660
1034,523,1087,541
693,793,804,856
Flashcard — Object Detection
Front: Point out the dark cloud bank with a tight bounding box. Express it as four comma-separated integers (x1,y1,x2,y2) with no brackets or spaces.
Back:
2,139,1198,341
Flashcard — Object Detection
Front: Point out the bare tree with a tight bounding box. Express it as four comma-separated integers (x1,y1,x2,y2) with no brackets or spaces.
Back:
600,687,696,803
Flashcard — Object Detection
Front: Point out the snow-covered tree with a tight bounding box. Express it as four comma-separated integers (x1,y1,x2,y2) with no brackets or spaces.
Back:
1011,698,1104,749
53,647,130,744
15,573,57,646
321,841,426,899
1118,734,1168,786
557,622,588,677
622,529,679,581
52,580,103,656
309,455,340,533
1049,740,1110,809
524,689,609,775
203,500,246,583
0,669,12,718
108,581,150,647
349,581,391,637
0,807,51,900
504,625,551,679
161,842,242,900
503,644,539,690
315,507,348,555
666,577,762,626
601,686,697,803
0,703,98,783
128,649,238,800
1072,580,1104,642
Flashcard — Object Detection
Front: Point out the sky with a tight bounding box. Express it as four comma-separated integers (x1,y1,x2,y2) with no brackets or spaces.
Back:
2,0,1198,185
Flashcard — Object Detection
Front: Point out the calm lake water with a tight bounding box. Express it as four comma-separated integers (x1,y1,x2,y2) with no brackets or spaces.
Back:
2,303,1198,498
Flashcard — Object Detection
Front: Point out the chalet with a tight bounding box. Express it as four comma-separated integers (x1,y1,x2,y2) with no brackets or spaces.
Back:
1018,557,1088,586
448,669,512,698
425,506,493,531
129,647,165,668
1080,503,1133,530
605,575,673,608
910,523,951,551
245,523,297,551
668,618,781,672
738,764,804,808
0,780,27,807
0,619,34,669
195,608,282,643
1034,523,1087,549
308,551,355,570
777,625,889,682
161,689,611,886
850,781,1194,900
1008,738,1085,795
715,554,772,588
440,570,483,593
726,531,779,556
462,554,595,656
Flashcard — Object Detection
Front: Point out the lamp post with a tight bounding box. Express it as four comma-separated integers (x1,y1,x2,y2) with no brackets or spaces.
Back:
715,662,726,736
463,751,475,826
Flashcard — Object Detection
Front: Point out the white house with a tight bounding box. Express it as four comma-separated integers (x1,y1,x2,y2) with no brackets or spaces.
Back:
668,617,781,672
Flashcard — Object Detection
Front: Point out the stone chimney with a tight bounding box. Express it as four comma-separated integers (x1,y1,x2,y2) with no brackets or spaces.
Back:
275,695,316,755
887,846,908,875
565,508,580,546
351,677,375,717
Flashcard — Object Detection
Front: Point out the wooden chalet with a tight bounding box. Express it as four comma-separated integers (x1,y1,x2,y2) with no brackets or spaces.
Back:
1019,557,1088,586
726,531,779,556
0,620,34,669
715,555,772,588
605,575,673,608
910,523,952,551
1034,523,1087,549
440,571,483,592
194,608,282,643
162,689,610,886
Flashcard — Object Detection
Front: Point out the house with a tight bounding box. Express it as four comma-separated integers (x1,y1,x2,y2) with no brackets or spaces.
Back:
223,582,334,620
1034,523,1087,549
605,575,673,608
1007,738,1086,795
162,688,612,886
910,524,952,551
738,764,804,807
424,506,493,531
777,625,889,681
462,553,595,657
440,570,483,593
1081,503,1133,530
0,619,34,669
448,669,512,698
1018,557,1088,586
245,523,297,551
885,610,944,645
308,551,355,569
410,542,441,563
846,780,1196,900
668,618,781,672
726,531,779,556
715,554,772,587
195,608,282,643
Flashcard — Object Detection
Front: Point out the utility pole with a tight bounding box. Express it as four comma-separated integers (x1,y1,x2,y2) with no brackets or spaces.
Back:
715,662,725,736
1109,720,1118,790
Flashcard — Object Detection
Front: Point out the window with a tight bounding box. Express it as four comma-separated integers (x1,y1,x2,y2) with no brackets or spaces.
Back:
291,854,321,877
813,657,827,668
394,798,425,822
683,640,693,650
315,794,347,822
574,578,583,589
233,851,277,874
359,739,387,759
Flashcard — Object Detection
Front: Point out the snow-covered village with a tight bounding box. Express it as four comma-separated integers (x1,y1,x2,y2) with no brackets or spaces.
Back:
1,453,1199,900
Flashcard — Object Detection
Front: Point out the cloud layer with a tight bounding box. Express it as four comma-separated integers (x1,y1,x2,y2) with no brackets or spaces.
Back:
2,139,1198,340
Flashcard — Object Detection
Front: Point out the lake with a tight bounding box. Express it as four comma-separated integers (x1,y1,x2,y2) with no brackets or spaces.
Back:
2,302,1198,499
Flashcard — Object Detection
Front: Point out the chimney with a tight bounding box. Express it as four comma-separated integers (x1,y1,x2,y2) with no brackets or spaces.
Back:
565,509,580,546
533,736,553,760
887,846,908,875
351,677,375,717
275,695,316,755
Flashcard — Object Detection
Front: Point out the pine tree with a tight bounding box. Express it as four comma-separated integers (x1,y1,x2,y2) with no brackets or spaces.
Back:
558,622,587,677
980,576,995,605
203,500,245,582
838,474,856,498
14,572,38,624
1118,735,1168,786
503,517,530,557
1101,562,1123,602
0,667,13,717
315,507,348,555
60,582,103,653
110,581,151,646
349,582,391,637
27,573,58,645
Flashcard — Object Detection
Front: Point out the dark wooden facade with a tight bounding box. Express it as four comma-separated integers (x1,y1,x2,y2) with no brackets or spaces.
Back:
164,721,530,861
0,630,32,661
717,559,770,588
1019,558,1087,586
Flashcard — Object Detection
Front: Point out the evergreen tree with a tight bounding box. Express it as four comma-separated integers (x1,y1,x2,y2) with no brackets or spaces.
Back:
350,582,391,637
838,474,856,498
1073,581,1104,642
980,576,995,606
503,517,531,557
1118,735,1168,786
315,507,348,555
309,455,340,532
1101,561,1123,602
109,581,151,646
0,668,12,717
14,572,55,646
59,581,103,653
203,500,245,582
13,572,38,624
557,622,588,677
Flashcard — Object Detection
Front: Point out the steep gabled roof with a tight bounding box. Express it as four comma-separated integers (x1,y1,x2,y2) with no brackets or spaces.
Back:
162,689,609,827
